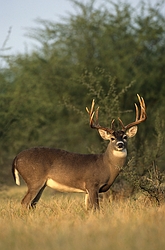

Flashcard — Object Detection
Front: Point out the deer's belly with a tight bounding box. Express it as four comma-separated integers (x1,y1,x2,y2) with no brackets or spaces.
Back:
46,178,85,193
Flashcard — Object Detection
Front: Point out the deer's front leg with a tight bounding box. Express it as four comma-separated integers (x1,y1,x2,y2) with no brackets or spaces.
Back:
85,189,99,210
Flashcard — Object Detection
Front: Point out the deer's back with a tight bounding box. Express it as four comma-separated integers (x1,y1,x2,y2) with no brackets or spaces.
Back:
14,147,104,175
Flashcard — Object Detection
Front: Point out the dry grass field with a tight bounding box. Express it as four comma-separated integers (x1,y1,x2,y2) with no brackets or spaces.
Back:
0,186,165,250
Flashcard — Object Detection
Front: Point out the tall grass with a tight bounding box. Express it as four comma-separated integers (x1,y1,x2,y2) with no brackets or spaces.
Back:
0,187,165,250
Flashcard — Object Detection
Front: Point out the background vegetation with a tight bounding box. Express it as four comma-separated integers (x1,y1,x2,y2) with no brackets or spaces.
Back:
0,0,165,200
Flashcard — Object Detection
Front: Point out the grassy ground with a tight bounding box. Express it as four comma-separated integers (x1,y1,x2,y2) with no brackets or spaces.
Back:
0,186,165,250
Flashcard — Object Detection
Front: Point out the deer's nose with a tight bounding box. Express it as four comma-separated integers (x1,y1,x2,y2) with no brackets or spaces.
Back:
116,141,124,149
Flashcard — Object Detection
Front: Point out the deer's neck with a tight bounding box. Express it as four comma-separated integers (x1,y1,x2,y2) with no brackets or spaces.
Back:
104,144,127,172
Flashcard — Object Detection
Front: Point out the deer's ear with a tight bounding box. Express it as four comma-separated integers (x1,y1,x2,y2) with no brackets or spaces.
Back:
126,126,138,138
98,129,111,140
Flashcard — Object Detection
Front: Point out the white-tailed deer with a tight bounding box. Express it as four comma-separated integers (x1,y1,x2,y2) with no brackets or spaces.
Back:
12,95,146,210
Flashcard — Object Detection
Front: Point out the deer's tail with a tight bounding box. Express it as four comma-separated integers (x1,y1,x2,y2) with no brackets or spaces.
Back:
12,157,20,186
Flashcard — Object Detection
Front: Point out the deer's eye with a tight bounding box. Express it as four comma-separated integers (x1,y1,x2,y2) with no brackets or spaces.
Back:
111,137,115,141
123,135,127,140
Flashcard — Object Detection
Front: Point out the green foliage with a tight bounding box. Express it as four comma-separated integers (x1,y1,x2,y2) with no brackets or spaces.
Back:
121,110,165,203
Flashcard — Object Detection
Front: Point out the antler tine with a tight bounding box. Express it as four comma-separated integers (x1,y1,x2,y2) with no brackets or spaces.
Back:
86,99,114,133
139,96,146,120
86,99,94,116
118,117,125,130
86,99,98,128
95,106,99,125
137,94,146,121
111,119,115,130
118,94,147,131
86,99,98,129
134,103,139,121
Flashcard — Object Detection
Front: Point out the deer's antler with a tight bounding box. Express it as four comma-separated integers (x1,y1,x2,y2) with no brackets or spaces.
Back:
86,99,114,133
118,94,147,131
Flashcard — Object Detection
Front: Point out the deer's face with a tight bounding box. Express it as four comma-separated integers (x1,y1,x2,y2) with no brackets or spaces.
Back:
110,131,127,151
98,126,138,152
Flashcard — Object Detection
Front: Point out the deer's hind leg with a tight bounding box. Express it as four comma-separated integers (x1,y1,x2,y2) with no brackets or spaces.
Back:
31,184,47,208
21,182,46,209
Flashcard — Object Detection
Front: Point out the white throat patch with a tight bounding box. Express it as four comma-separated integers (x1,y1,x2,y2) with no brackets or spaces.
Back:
112,149,127,158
